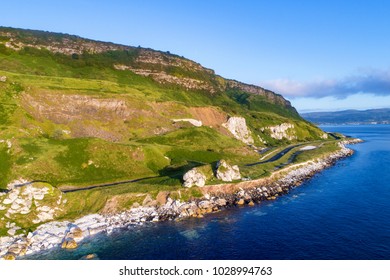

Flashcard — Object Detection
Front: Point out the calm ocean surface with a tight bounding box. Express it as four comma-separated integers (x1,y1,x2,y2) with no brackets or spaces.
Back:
26,125,390,260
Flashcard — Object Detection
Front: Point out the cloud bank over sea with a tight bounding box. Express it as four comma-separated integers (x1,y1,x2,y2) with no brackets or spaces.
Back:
261,69,390,99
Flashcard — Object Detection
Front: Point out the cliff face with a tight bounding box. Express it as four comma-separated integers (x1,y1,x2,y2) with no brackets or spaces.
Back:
225,79,294,109
0,27,294,113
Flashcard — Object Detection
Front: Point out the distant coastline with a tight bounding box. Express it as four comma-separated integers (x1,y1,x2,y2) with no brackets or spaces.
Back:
302,108,390,125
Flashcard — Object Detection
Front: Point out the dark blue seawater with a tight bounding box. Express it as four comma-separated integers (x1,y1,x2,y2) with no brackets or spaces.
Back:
26,125,390,260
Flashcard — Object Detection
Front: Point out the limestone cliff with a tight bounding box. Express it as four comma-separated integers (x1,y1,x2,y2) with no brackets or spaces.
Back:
0,27,297,114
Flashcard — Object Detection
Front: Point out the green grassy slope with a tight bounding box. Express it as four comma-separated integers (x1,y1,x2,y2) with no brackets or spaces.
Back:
0,27,329,189
0,27,337,233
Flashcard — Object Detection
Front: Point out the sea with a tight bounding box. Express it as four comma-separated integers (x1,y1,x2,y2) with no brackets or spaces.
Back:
24,125,390,260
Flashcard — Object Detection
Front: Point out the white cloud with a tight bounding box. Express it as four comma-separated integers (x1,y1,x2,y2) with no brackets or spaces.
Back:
261,69,390,99
287,94,390,113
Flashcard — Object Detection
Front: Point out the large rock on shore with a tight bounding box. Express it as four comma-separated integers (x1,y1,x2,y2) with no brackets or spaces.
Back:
61,238,78,249
182,168,206,188
2,253,16,260
215,160,241,182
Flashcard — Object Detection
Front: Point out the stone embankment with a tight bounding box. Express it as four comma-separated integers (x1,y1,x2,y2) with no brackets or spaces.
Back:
0,140,361,260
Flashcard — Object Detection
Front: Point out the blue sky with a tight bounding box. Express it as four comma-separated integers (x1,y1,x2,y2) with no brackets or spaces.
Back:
2,0,390,112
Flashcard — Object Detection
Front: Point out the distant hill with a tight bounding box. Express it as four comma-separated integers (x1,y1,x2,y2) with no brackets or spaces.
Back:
302,108,390,124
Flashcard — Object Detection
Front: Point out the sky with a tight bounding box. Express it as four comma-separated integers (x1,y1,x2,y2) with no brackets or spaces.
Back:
2,0,390,112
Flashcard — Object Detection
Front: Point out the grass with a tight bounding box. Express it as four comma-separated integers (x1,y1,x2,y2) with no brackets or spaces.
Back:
0,28,339,235
55,140,343,223
0,146,11,189
239,140,340,179
2,126,258,190
9,137,168,187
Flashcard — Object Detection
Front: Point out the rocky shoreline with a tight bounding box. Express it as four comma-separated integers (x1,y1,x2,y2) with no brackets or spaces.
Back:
0,140,362,260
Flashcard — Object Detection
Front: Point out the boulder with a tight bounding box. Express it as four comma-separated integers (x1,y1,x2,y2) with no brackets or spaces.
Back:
61,238,78,249
66,226,83,241
198,200,212,210
142,194,156,207
236,198,245,205
7,242,27,256
2,198,13,205
0,76,6,82
215,160,241,182
182,168,206,188
71,227,83,239
156,191,169,205
215,198,227,207
80,253,99,260
2,253,16,260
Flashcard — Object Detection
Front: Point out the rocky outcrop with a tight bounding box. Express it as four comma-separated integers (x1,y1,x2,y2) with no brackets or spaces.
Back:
0,183,66,236
6,178,29,190
222,116,254,145
264,123,297,140
114,65,215,92
0,28,133,55
226,79,296,110
182,168,207,188
215,160,241,182
61,238,78,249
22,93,131,122
0,27,299,117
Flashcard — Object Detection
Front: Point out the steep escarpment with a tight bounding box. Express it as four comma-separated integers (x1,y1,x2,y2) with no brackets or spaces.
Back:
0,27,295,114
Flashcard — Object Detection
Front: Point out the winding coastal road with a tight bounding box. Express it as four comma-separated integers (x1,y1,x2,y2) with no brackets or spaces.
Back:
10,143,319,194
61,143,315,193
245,144,303,167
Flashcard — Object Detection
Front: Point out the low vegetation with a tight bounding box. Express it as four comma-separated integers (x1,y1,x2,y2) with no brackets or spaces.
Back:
0,27,341,235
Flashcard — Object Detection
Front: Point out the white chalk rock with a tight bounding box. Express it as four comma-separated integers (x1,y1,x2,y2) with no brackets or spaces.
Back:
215,159,241,182
222,116,254,145
182,168,206,188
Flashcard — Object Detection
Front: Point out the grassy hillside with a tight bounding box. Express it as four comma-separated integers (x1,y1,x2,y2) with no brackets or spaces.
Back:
0,27,338,234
